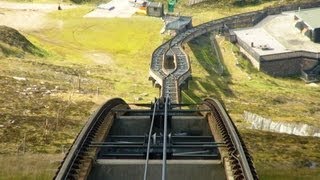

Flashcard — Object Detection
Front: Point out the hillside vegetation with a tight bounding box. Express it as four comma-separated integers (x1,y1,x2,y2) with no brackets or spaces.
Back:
0,0,319,179
0,26,46,57
184,34,320,179
0,5,162,178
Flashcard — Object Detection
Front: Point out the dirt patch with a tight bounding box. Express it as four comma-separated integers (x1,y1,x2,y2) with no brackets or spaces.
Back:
307,83,319,87
0,1,75,11
85,52,114,65
0,1,76,31
84,0,138,18
0,9,48,31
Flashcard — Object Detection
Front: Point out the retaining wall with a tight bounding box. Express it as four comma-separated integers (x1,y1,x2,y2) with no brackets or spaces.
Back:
228,1,320,78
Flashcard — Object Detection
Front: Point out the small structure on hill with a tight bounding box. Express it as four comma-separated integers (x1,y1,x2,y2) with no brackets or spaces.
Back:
295,8,320,43
161,15,192,35
147,2,164,17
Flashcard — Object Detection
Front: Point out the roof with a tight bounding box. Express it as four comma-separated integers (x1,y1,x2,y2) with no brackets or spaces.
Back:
166,20,190,30
147,2,162,8
295,8,320,29
164,16,192,30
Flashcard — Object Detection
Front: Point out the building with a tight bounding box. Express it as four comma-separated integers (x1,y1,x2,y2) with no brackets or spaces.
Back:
147,2,164,17
295,8,320,43
232,11,320,81
162,16,192,35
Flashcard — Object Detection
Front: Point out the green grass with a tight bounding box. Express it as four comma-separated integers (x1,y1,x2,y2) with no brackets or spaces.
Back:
258,168,320,180
158,0,316,25
184,34,320,126
26,6,163,101
183,33,320,178
242,129,320,179
0,57,96,154
0,154,63,180
0,3,164,154
1,0,320,179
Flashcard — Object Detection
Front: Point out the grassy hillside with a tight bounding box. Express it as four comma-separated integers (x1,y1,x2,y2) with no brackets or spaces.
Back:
185,34,320,126
0,5,163,178
1,4,163,152
183,33,320,179
0,26,46,57
0,0,319,179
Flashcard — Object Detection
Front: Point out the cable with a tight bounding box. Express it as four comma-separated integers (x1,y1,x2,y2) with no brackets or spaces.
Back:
162,96,169,180
143,99,158,180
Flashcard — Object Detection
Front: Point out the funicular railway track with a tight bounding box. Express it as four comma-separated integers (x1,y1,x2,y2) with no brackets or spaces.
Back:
149,1,320,104
55,97,258,179
53,2,320,179
54,12,267,180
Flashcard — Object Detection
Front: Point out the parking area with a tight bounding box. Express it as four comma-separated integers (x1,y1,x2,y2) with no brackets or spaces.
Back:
84,0,139,18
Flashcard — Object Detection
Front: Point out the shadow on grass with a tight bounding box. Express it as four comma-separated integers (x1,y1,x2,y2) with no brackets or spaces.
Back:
182,33,235,103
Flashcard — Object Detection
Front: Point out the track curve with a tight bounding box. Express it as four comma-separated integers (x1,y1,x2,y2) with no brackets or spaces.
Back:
149,1,320,103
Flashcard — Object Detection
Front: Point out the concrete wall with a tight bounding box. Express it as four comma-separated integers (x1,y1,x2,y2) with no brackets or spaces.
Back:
259,58,319,77
301,58,319,71
88,159,226,180
171,116,211,136
260,58,302,76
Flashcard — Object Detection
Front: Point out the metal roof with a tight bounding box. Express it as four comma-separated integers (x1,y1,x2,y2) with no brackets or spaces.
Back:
295,8,320,29
147,2,162,8
165,16,191,30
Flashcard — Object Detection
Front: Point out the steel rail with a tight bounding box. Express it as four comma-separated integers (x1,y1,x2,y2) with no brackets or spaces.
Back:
143,99,159,180
54,98,127,179
203,98,258,180
162,96,169,180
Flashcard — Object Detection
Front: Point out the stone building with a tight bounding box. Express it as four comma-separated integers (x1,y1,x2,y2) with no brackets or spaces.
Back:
232,9,320,82
147,2,164,17
295,8,320,43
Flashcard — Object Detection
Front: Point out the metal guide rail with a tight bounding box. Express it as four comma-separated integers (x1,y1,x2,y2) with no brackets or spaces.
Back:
202,98,258,180
55,98,257,180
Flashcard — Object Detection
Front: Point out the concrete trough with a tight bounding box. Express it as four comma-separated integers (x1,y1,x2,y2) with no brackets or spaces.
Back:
88,159,225,180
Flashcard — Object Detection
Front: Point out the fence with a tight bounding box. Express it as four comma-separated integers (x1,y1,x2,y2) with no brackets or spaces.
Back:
188,0,207,6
